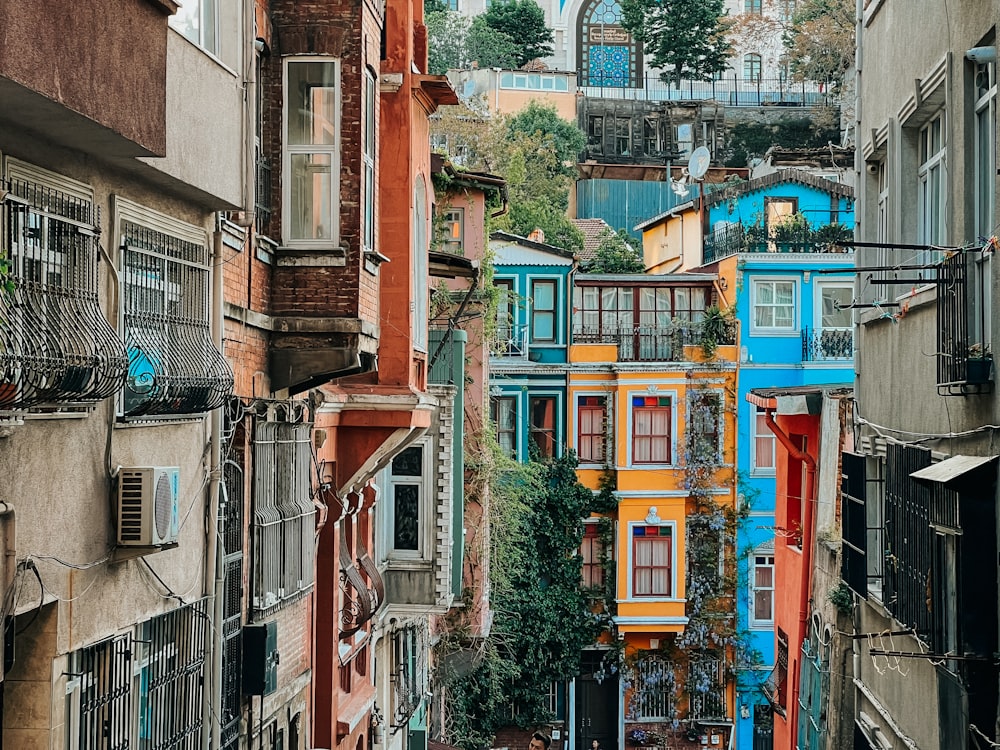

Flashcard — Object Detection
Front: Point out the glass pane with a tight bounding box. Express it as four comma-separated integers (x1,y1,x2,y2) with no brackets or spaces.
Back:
288,62,338,146
393,485,420,550
289,153,332,240
755,565,773,587
775,283,794,305
533,282,555,310
392,446,423,476
821,286,853,328
754,589,772,619
756,283,774,305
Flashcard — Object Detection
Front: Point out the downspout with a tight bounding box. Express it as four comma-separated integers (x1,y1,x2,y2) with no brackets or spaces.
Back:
763,408,816,749
205,219,226,750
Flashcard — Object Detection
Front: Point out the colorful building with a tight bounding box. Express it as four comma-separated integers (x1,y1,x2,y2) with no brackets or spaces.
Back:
637,170,856,750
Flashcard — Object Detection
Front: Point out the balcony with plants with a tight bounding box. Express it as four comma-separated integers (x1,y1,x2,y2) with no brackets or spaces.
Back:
702,215,853,264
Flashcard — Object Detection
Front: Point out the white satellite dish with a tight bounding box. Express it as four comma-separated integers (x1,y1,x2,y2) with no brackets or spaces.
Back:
688,146,712,181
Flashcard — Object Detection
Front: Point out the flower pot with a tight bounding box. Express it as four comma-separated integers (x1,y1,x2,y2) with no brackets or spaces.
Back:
967,357,993,384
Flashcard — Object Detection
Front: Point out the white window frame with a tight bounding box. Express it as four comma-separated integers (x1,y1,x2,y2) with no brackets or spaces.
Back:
627,391,678,468
814,281,854,358
282,57,342,250
750,277,798,335
916,110,946,266
750,552,775,627
382,439,432,563
973,60,995,347
626,519,679,602
526,274,563,344
750,405,776,476
168,0,219,55
363,68,377,256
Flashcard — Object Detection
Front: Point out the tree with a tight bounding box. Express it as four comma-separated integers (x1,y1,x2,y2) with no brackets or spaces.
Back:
583,228,645,273
483,0,554,67
620,0,732,85
426,11,470,75
465,16,521,70
505,102,586,175
784,0,855,86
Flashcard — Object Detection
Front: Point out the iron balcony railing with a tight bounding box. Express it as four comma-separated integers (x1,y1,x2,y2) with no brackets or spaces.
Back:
490,323,529,359
688,658,728,721
577,74,834,107
703,222,853,264
937,250,992,395
573,323,735,362
0,179,128,411
802,327,853,361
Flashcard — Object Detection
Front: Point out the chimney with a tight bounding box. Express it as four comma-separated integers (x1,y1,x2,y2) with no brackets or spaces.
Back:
527,228,546,243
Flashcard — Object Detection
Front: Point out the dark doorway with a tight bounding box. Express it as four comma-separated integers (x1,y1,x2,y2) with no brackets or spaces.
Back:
576,650,618,750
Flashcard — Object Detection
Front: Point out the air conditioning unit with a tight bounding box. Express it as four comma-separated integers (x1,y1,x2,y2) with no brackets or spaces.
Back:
117,467,180,547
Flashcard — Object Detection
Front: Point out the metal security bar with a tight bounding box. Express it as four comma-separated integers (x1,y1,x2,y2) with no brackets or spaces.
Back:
688,657,727,721
802,327,853,361
937,251,992,394
73,634,134,750
220,459,245,750
137,600,209,750
632,654,676,720
0,178,127,410
252,419,315,615
121,220,233,416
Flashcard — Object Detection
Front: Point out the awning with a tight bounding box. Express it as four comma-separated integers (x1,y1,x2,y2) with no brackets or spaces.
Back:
910,454,998,493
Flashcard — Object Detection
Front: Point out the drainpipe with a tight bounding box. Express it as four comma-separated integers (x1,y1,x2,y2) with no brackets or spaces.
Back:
763,409,816,749
204,219,226,750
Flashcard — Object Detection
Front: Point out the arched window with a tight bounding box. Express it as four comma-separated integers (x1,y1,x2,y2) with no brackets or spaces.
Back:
577,0,642,88
743,53,762,82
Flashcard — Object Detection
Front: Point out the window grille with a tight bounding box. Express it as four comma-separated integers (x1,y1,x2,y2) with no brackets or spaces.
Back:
221,458,245,750
937,250,991,394
688,656,726,720
252,420,316,615
70,633,134,750
840,452,867,595
392,623,427,728
1,178,127,410
632,653,676,720
121,220,233,416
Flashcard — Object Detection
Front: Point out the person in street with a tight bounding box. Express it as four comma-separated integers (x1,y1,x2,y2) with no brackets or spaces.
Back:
528,731,551,750
591,741,601,750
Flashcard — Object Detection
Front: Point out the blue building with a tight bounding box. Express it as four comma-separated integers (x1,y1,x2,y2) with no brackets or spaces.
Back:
637,169,856,750
488,231,575,462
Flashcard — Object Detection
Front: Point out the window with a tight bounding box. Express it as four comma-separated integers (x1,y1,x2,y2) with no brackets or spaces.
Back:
744,0,762,13
581,524,605,589
814,283,853,359
492,279,524,356
689,391,722,462
774,628,789,710
169,0,218,54
864,456,884,600
491,396,517,458
577,395,608,463
751,406,776,474
388,445,425,555
643,116,664,156
973,58,995,348
499,72,570,91
547,681,568,720
117,200,233,417
615,117,631,156
363,69,377,256
284,59,340,247
632,396,671,464
632,652,675,719
578,0,641,88
252,421,317,613
413,175,429,351
530,280,557,342
632,525,672,596
674,123,693,159
438,208,465,255
751,554,775,624
529,396,557,458
587,115,605,155
1,162,126,411
752,279,796,332
916,111,946,265
744,53,762,82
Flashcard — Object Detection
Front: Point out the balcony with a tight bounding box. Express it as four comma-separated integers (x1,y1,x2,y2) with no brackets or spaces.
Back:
801,327,853,361
0,179,128,411
573,323,735,362
489,324,529,359
703,221,852,264
937,250,993,395
578,74,833,107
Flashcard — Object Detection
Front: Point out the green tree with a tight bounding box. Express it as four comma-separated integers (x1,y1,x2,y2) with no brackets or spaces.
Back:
483,0,555,66
784,0,855,86
621,0,731,85
583,228,645,273
505,101,586,174
466,16,522,70
426,11,470,75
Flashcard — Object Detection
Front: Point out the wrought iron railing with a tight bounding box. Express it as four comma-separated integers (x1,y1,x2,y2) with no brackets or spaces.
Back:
632,654,677,720
688,658,727,720
121,221,233,416
802,327,853,361
0,179,127,410
255,154,272,232
489,323,528,358
339,517,386,639
221,458,245,750
703,222,853,264
573,323,735,362
577,74,833,107
937,251,992,394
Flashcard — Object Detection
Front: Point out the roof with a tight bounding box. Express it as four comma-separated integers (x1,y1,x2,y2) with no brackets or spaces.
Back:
572,218,614,261
633,198,697,232
703,169,854,208
489,231,576,259
431,153,507,194
575,271,718,284
746,384,853,413
765,145,854,169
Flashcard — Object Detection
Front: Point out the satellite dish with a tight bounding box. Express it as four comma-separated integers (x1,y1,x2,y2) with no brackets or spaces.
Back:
688,146,712,180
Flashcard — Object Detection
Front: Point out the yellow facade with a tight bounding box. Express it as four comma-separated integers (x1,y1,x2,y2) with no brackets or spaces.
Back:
641,204,704,274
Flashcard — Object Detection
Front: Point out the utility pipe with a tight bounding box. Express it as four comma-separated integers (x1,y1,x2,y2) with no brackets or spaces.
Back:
204,219,226,750
763,409,816,750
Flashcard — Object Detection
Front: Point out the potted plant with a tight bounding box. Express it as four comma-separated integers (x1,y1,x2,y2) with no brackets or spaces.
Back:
967,343,993,383
811,222,852,253
771,212,809,252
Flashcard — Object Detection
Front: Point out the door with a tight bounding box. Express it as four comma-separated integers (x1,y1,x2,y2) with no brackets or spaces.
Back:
576,651,618,750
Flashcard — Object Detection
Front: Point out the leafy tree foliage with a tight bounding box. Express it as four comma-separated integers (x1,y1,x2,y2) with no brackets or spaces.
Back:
583,228,645,273
505,102,586,174
483,0,555,67
621,0,731,84
723,117,840,167
466,16,521,70
784,0,855,85
426,12,521,74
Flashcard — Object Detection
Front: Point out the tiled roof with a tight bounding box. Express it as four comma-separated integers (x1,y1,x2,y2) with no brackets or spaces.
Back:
572,218,613,261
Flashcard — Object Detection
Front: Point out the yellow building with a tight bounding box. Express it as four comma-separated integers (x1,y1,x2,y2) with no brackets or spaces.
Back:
568,272,739,748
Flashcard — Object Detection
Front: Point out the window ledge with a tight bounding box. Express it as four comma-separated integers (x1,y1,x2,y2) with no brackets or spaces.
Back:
276,246,347,267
